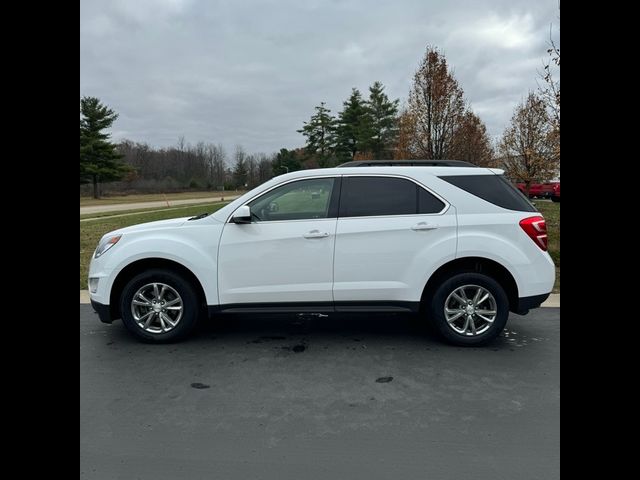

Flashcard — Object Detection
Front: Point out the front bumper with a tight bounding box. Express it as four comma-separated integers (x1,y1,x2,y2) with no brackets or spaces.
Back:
91,299,112,324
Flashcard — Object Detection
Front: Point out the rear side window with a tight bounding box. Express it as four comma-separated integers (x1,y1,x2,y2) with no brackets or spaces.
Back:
339,176,445,217
418,187,445,213
439,174,536,212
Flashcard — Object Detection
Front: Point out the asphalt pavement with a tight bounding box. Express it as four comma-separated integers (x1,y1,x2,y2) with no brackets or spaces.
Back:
80,306,560,480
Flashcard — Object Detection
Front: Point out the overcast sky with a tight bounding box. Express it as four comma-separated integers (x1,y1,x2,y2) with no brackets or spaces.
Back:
80,0,559,155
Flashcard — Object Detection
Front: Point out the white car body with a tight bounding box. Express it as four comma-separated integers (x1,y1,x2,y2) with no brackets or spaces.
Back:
88,165,555,343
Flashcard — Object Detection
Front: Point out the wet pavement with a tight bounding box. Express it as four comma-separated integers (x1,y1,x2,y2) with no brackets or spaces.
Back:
80,306,559,480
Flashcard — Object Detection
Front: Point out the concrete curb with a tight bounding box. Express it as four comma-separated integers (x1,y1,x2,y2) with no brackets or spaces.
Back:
80,290,90,304
542,293,560,307
80,290,559,307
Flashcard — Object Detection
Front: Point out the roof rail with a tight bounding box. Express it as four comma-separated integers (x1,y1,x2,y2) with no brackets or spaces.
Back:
337,159,478,168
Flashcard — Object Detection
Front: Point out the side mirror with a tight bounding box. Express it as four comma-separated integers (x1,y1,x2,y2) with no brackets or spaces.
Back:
231,205,251,224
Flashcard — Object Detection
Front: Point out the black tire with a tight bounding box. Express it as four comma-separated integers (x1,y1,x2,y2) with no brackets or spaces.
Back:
120,269,201,343
427,272,509,346
551,196,559,203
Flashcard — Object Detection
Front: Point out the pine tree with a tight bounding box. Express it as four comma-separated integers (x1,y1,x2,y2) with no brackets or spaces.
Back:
297,102,337,167
80,96,130,198
272,148,302,176
366,81,399,159
335,88,372,161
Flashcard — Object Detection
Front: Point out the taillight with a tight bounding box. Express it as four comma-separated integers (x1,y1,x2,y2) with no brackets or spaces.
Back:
519,216,548,251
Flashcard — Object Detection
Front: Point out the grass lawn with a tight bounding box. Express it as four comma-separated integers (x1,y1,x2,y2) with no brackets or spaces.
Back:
80,201,230,221
80,190,239,207
80,202,228,289
80,200,560,293
535,201,560,293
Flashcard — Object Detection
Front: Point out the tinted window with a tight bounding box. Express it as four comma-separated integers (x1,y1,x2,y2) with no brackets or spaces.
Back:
249,178,336,221
419,187,446,213
439,174,537,212
339,176,444,217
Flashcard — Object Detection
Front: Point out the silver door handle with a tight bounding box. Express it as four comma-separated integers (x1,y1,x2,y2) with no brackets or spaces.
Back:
411,222,439,231
303,230,330,239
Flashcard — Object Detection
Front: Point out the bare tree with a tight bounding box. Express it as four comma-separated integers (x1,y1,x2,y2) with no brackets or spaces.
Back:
207,143,226,189
538,11,560,165
257,153,274,183
233,145,248,189
499,92,558,195
245,154,259,188
541,38,560,128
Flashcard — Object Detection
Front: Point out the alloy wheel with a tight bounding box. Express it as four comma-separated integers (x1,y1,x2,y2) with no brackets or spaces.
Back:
444,284,498,336
130,282,184,334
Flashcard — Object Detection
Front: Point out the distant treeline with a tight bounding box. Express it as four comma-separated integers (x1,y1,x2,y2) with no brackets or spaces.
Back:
80,139,304,196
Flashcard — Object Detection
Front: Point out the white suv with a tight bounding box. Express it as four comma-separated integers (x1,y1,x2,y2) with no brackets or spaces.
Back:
88,162,555,346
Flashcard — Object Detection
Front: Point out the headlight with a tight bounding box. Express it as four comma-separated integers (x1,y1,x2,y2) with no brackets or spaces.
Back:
94,235,122,258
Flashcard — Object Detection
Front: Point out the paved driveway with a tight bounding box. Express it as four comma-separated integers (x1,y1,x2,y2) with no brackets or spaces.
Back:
80,306,559,480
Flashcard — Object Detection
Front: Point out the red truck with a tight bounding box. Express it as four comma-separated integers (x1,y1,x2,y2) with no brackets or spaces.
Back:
516,182,559,199
551,183,560,202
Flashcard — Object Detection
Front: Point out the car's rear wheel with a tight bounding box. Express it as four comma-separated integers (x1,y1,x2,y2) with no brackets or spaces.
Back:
428,273,509,346
120,269,200,343
551,196,560,203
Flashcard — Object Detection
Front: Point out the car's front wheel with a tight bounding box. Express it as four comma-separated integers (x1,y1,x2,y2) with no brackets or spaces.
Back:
428,273,509,346
120,269,201,343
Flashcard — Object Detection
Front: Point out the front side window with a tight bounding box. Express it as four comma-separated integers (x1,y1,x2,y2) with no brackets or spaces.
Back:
339,176,445,217
248,178,336,221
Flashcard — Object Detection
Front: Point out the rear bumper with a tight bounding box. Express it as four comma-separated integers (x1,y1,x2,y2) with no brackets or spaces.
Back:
91,299,113,324
513,292,551,315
